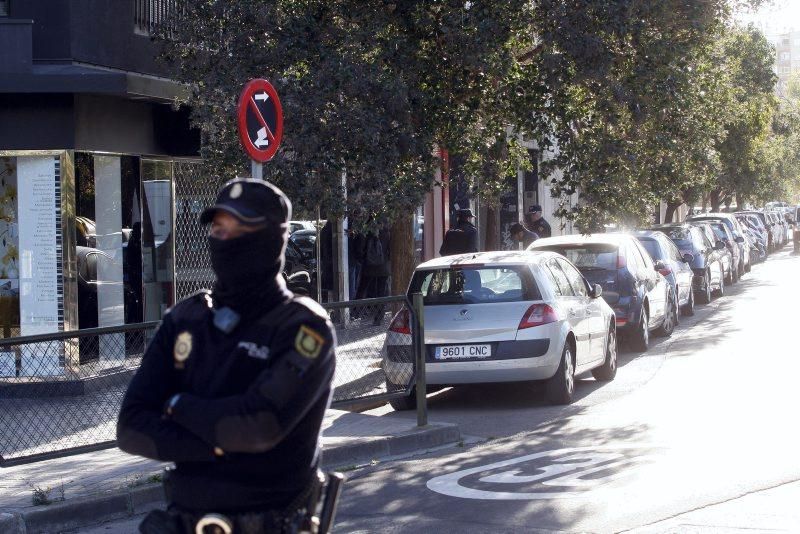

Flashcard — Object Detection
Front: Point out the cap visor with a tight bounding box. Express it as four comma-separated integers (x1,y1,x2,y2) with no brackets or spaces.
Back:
199,205,267,226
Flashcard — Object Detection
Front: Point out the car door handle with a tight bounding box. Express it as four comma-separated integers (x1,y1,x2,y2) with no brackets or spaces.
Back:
568,309,578,317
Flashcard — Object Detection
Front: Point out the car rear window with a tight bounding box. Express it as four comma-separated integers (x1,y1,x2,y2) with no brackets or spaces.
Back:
637,238,661,260
533,244,618,271
410,266,540,305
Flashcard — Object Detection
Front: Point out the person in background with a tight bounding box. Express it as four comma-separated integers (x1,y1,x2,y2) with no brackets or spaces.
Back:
359,225,391,325
509,222,538,249
525,204,552,239
440,208,478,255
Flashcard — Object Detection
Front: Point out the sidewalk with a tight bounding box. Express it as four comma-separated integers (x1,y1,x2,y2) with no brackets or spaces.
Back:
0,409,460,534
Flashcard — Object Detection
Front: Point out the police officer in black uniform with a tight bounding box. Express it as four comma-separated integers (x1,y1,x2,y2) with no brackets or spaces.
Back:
526,204,552,239
117,178,336,533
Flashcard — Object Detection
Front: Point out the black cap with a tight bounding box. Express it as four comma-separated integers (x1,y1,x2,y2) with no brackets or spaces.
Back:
529,204,542,213
200,178,292,227
457,208,475,218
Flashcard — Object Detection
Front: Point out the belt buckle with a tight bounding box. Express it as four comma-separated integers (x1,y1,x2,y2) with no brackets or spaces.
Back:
195,513,233,534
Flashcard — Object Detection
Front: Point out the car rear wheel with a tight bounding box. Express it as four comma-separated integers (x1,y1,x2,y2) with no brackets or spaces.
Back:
389,387,417,411
655,293,677,337
546,343,575,405
630,307,649,352
681,288,695,317
591,326,617,382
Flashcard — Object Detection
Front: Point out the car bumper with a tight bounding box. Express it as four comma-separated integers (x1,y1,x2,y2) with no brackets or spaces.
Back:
383,338,559,385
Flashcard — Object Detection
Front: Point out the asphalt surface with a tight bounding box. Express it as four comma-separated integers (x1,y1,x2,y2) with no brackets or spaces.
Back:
334,248,800,532
82,248,800,533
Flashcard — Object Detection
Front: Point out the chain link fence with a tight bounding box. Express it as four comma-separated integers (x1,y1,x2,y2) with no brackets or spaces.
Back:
0,296,422,466
324,296,417,408
0,323,158,466
174,161,221,301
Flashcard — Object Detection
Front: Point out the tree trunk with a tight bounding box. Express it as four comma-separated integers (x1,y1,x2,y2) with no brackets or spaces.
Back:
484,205,498,251
709,189,722,212
665,201,682,223
390,214,415,297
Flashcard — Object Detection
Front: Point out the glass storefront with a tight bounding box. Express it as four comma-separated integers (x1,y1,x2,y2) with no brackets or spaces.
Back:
0,151,201,376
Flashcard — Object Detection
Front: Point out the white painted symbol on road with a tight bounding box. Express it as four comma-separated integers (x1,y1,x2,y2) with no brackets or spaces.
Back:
255,127,270,147
427,446,655,500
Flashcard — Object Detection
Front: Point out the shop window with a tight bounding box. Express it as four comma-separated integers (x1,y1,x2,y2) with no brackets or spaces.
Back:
75,154,145,332
141,159,175,321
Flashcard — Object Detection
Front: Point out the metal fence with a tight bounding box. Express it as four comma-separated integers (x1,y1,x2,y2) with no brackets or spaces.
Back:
0,295,425,466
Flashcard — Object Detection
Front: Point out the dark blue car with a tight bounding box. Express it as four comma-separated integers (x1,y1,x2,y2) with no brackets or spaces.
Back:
529,233,673,352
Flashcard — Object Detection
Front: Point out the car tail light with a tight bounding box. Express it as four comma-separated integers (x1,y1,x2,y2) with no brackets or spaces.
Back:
519,304,560,330
389,309,411,335
616,253,627,269
657,267,672,276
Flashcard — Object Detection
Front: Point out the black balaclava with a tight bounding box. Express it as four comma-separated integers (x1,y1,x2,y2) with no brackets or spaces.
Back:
208,227,290,317
201,178,294,318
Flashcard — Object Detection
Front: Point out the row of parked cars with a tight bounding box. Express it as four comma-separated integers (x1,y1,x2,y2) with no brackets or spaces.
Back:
383,208,795,409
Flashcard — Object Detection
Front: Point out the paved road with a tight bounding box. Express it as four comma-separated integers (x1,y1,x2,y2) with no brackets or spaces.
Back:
82,249,800,533
334,249,800,532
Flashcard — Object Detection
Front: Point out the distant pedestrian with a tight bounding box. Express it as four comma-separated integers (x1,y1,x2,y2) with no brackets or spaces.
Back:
509,222,538,249
359,226,391,325
440,208,478,255
525,204,552,238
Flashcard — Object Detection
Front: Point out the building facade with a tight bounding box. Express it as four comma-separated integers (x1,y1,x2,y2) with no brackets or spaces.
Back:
0,1,209,376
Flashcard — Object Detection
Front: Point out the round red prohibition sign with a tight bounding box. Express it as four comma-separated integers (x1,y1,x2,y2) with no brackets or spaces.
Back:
236,79,284,163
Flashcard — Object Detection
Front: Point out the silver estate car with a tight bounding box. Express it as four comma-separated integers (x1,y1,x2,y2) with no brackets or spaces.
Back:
382,251,617,407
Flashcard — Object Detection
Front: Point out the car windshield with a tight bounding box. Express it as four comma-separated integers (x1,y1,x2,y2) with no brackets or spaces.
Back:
710,224,727,240
534,244,618,271
410,266,539,305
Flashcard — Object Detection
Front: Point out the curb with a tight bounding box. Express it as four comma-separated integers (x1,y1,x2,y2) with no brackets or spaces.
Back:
1,423,461,533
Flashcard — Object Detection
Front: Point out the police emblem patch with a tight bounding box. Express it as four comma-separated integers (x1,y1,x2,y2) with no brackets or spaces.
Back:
229,183,243,199
295,325,325,359
174,331,193,369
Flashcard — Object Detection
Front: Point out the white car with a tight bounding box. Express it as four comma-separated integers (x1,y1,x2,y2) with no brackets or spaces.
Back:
383,251,617,408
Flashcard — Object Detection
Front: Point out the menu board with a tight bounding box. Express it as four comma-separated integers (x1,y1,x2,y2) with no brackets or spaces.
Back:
18,156,62,376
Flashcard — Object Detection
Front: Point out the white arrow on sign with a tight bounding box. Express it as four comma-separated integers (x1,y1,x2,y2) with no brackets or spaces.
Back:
255,127,269,148
255,92,270,102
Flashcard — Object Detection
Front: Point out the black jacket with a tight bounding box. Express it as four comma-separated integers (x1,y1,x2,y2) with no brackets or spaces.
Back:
117,291,336,513
529,218,552,239
440,221,478,255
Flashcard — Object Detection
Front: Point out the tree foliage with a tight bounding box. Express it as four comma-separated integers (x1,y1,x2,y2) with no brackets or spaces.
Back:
159,0,784,234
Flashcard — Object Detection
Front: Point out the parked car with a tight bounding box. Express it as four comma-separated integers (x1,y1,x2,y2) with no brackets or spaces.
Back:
687,213,751,275
735,213,768,262
528,234,673,352
765,211,785,248
288,220,316,234
706,221,741,284
693,222,733,285
633,231,695,317
289,228,317,257
651,224,726,304
736,211,772,254
383,251,618,407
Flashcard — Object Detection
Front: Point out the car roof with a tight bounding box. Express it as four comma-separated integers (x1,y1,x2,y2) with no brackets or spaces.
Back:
416,250,560,270
632,230,667,239
689,212,735,219
528,233,633,248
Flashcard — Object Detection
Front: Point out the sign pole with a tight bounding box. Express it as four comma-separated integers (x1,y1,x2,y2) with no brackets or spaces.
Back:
316,205,322,303
251,160,263,181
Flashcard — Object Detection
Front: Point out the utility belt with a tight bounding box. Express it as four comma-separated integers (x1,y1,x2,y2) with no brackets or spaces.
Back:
139,470,344,534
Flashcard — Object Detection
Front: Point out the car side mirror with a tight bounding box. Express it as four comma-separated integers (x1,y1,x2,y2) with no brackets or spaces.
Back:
735,236,745,244
682,253,694,263
715,241,726,251
590,284,603,299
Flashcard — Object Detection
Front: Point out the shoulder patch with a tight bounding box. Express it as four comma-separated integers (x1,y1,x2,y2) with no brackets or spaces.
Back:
295,325,325,359
174,331,193,369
